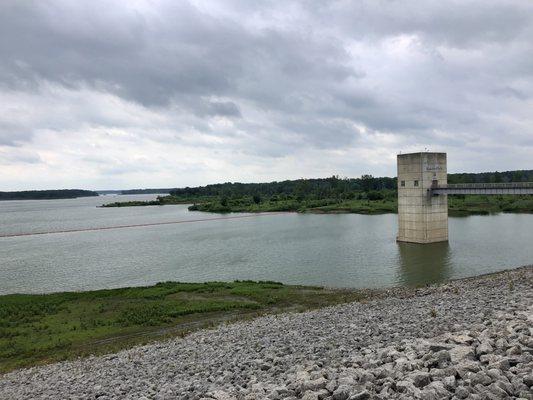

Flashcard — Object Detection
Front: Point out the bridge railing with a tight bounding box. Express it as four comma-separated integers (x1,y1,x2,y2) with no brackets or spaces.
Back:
435,182,533,190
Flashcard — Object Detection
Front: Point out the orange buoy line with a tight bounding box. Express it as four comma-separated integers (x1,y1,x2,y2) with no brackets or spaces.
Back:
0,212,290,238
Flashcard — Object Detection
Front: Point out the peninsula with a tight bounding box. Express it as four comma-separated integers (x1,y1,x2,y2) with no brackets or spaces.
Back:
101,170,533,216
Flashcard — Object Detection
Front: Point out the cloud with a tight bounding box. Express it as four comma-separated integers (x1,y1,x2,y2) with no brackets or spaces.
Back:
0,147,42,165
0,0,532,190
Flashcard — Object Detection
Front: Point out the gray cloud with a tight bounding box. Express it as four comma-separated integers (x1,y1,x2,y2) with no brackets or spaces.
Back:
0,148,42,164
205,101,242,118
0,0,532,189
0,121,32,146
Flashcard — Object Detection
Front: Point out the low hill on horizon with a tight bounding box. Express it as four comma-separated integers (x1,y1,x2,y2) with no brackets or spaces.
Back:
0,189,99,201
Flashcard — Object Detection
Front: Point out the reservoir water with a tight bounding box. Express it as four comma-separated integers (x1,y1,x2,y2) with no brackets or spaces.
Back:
1,195,532,294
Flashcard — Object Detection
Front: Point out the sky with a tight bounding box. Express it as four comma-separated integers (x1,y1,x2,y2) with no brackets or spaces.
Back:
1,0,532,191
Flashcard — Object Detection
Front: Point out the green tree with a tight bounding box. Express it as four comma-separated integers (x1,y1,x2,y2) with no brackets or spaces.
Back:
361,175,374,192
295,180,310,202
367,191,384,200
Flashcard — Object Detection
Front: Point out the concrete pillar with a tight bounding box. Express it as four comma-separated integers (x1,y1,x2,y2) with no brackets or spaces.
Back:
397,152,448,243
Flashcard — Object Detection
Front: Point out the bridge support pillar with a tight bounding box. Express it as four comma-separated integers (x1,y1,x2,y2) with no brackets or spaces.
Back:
397,152,448,243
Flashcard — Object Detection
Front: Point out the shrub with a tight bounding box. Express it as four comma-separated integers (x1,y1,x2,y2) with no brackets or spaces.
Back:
367,191,384,201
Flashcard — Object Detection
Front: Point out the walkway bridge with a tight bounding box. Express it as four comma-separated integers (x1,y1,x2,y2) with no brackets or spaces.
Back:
397,152,533,244
431,182,533,196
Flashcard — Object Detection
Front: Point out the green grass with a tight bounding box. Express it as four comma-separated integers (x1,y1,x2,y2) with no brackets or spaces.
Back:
101,196,204,207
306,199,397,214
188,196,397,214
101,200,163,207
448,195,533,216
190,194,533,215
0,281,363,373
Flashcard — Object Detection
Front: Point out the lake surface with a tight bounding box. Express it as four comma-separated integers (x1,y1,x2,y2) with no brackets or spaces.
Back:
1,195,532,294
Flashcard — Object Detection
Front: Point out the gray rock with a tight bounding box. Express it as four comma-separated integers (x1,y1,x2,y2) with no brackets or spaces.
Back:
301,378,327,392
433,350,452,368
429,343,451,352
448,334,475,345
325,379,337,393
424,381,451,399
469,371,492,386
1,267,532,400
490,358,511,371
396,380,420,394
449,346,476,363
210,390,236,400
349,390,370,400
455,386,470,399
442,375,456,390
493,380,514,396
487,382,511,398
476,342,494,357
301,391,319,400
410,371,431,388
455,361,481,378
332,385,351,400
507,345,522,356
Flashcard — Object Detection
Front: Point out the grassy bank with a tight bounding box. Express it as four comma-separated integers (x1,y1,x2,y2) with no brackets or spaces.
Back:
101,195,205,208
188,194,533,215
0,281,363,373
447,195,533,216
188,197,398,214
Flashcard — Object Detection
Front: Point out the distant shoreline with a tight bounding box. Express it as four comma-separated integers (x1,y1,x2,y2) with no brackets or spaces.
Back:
0,189,98,201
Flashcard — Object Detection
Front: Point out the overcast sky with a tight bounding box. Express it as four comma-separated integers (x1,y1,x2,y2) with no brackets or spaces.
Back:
1,0,532,190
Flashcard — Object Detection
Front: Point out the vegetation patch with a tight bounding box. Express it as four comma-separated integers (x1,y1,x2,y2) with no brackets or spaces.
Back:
102,174,533,215
0,281,363,373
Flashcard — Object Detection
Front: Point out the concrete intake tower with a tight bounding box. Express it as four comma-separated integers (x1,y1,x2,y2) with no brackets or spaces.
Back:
397,152,448,243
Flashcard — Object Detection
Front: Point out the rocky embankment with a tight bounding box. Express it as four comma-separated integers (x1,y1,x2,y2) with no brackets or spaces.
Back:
1,267,532,400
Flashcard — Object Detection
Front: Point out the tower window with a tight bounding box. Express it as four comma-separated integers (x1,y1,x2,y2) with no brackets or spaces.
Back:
414,180,419,187
400,180,405,187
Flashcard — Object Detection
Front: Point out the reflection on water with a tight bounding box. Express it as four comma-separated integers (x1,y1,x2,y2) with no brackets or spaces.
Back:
397,241,452,286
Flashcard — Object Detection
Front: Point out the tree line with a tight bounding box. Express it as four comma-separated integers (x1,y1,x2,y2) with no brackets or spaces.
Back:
0,189,99,201
168,169,533,202
447,170,533,184
170,175,396,201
